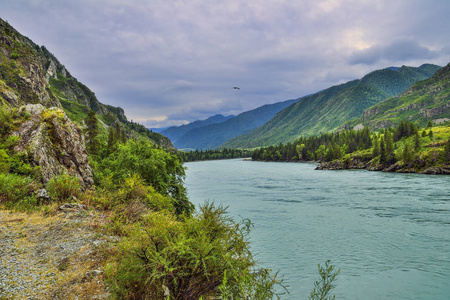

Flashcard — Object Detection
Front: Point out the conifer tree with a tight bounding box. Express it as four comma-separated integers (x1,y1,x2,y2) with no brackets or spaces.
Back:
441,137,450,163
379,139,386,164
84,110,100,155
384,131,394,163
414,133,420,151
402,144,413,164
372,136,380,159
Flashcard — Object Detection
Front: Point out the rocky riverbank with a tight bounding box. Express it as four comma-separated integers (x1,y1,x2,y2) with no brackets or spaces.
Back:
315,158,450,175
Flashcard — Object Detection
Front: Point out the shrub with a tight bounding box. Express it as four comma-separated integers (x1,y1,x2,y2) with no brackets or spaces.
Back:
107,203,282,299
46,173,81,202
0,173,36,203
309,260,340,300
10,49,19,59
0,106,16,138
0,149,10,173
98,139,194,216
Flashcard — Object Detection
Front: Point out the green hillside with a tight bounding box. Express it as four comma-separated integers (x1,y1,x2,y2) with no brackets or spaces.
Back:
221,65,441,148
0,18,171,148
355,63,450,129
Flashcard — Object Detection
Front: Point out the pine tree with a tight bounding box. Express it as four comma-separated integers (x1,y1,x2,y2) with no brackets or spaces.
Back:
414,133,420,151
402,144,413,165
384,131,394,163
379,139,386,164
422,130,427,137
84,110,99,155
441,137,450,163
106,126,117,156
372,136,380,159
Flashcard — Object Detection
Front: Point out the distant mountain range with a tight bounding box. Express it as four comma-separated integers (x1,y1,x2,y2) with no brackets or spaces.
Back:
163,99,298,149
220,64,442,149
161,114,234,145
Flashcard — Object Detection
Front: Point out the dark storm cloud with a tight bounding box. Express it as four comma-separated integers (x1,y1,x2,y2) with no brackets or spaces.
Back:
1,0,450,128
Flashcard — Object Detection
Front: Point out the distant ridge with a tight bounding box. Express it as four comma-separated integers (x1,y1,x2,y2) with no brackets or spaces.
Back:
172,98,298,150
221,64,441,148
161,114,234,144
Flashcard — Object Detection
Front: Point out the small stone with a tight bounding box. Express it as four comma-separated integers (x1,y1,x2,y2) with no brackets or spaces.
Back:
36,188,50,202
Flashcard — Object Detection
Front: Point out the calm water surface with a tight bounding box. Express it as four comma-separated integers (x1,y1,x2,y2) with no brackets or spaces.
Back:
184,159,450,300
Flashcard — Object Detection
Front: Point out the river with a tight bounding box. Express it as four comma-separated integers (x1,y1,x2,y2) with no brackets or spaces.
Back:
184,159,450,300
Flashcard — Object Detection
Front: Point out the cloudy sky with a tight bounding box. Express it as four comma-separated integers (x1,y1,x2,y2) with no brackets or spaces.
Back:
2,0,450,128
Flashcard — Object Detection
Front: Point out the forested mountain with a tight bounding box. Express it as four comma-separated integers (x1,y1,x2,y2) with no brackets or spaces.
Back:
353,63,450,129
0,18,171,148
221,64,441,149
161,114,234,144
171,98,298,149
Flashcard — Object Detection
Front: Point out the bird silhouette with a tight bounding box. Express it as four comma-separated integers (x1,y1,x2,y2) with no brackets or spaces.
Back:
233,87,240,90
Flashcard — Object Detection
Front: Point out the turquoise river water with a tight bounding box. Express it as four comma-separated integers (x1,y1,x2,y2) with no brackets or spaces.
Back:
184,159,450,300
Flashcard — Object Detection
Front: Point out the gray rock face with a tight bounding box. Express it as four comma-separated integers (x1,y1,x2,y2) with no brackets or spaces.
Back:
13,104,93,189
45,59,58,81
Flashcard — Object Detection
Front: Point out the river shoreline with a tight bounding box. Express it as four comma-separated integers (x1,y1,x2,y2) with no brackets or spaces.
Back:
247,158,450,175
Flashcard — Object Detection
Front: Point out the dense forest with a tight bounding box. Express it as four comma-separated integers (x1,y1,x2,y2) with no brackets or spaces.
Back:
252,120,450,173
177,148,253,162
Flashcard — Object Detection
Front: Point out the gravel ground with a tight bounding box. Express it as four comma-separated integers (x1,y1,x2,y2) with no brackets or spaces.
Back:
0,207,113,299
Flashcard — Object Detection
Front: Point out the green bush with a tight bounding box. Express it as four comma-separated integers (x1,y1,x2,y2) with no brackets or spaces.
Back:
46,173,81,202
106,203,282,299
0,106,16,138
0,173,36,203
10,49,19,59
98,139,194,216
91,174,174,212
0,149,10,173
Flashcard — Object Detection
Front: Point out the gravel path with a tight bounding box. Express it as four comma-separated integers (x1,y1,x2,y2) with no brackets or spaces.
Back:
0,208,112,299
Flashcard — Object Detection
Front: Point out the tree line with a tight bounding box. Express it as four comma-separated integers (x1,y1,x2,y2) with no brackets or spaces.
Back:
252,120,450,167
177,148,253,162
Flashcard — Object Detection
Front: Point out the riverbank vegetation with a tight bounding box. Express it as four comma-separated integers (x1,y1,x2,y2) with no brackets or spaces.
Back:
0,105,289,299
251,120,450,174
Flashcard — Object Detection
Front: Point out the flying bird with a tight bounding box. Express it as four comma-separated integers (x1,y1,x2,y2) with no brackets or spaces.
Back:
233,87,240,90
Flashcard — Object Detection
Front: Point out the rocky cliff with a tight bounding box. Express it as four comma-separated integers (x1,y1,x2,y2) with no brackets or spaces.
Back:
0,19,60,108
13,104,93,188
0,18,174,150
